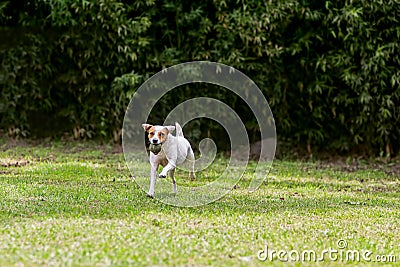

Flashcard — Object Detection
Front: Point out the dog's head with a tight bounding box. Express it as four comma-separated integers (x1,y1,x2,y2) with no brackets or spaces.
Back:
142,124,175,145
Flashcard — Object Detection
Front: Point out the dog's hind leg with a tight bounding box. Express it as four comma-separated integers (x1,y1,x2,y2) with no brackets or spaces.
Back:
187,149,196,181
169,168,177,194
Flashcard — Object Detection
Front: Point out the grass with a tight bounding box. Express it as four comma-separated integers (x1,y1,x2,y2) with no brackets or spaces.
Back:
0,139,399,266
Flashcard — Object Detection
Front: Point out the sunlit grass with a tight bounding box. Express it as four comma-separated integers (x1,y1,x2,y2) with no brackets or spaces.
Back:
1,140,399,266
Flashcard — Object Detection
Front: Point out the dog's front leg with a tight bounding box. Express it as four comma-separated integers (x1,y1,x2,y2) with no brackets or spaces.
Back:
147,162,158,198
159,162,176,178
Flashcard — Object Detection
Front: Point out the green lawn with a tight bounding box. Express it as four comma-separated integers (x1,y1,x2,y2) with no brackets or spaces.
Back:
0,140,399,266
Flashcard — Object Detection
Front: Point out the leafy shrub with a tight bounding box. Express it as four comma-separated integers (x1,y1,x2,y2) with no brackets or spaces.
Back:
0,0,149,138
0,0,399,156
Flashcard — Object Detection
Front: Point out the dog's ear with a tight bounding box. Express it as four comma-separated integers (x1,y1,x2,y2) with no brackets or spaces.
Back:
142,124,153,132
165,125,175,133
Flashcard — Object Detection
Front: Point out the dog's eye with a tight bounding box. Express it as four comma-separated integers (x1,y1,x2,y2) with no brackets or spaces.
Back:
149,132,155,137
160,133,165,137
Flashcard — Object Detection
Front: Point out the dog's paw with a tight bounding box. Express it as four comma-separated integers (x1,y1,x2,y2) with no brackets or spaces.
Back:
159,174,167,178
146,193,154,198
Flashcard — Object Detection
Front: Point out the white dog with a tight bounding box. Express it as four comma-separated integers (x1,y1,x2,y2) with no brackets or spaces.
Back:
142,122,196,198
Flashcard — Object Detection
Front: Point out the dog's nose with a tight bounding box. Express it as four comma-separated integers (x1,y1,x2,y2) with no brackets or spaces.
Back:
152,139,158,144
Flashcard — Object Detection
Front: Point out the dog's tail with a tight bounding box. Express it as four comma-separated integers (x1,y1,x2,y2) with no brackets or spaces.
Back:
175,122,184,137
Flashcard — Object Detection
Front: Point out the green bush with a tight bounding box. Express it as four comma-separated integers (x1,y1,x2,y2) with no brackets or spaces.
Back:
0,0,148,138
0,0,399,156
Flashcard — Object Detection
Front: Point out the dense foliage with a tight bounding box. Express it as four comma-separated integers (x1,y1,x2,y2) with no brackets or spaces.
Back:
1,0,399,156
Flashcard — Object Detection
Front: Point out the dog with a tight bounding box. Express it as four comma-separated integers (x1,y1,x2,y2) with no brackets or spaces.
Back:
142,122,196,198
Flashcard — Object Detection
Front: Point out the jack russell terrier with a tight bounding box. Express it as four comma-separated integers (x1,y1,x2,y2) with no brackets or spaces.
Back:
142,122,196,198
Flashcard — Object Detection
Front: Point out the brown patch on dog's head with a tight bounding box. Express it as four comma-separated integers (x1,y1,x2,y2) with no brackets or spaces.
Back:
142,124,156,140
142,124,153,132
142,124,171,144
158,128,169,143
